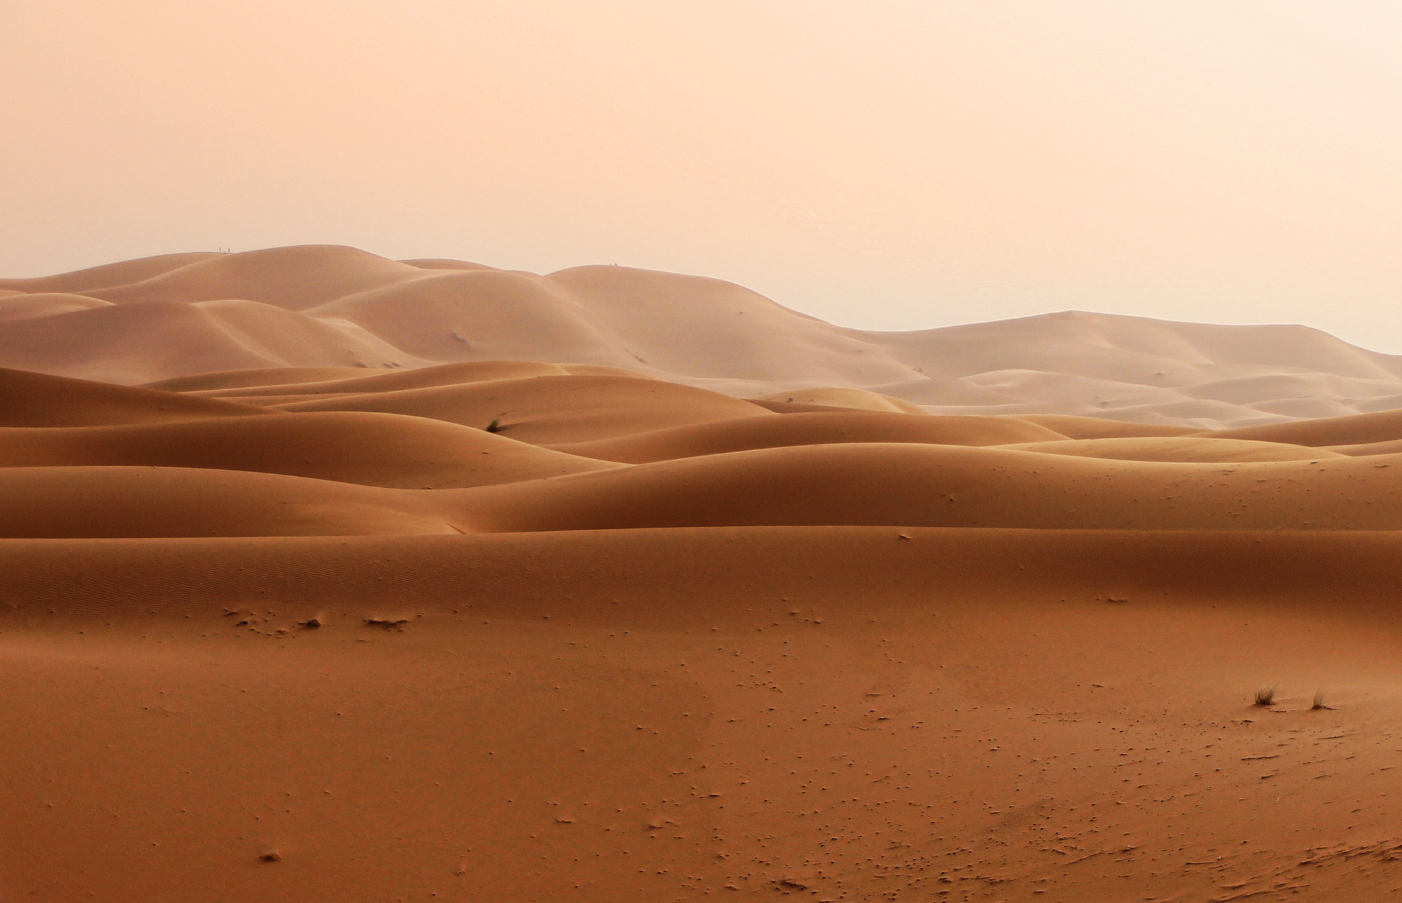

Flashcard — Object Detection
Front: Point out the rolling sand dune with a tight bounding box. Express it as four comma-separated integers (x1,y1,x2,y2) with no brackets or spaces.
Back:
459,443,1402,533
84,245,429,311
0,412,617,488
273,374,775,443
0,292,112,322
1002,435,1340,463
0,466,463,538
143,366,381,392
749,386,928,414
0,367,274,427
6,245,1402,427
0,299,418,384
185,360,581,398
1209,407,1402,447
8,247,1402,901
0,251,219,294
550,411,1068,463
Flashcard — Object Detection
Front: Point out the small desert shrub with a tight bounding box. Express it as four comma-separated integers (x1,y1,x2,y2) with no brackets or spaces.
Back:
486,418,503,433
1312,689,1330,710
1254,686,1277,706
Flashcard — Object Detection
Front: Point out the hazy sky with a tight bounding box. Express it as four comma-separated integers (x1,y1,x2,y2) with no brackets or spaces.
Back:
4,1,1402,350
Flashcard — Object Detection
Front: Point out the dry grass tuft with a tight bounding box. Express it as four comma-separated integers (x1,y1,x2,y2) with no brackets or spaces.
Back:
1254,686,1277,706
1312,689,1333,710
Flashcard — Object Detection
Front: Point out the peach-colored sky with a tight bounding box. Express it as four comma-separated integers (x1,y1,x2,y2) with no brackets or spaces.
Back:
4,1,1402,349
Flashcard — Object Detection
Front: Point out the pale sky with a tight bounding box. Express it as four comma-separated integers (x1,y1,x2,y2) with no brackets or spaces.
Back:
4,1,1402,350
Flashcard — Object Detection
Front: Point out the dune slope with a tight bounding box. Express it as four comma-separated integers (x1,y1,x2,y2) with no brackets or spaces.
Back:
0,412,618,488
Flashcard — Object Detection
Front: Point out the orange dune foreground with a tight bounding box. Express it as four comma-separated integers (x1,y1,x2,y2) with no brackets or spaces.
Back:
4,248,1402,902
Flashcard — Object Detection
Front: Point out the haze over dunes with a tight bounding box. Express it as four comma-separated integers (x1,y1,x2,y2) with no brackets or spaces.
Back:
5,246,1402,427
6,248,1402,901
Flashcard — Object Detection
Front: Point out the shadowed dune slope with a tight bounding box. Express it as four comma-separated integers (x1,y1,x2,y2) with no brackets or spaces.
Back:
458,443,1402,533
0,467,464,538
0,413,618,488
0,368,274,428
550,411,1067,463
274,374,775,444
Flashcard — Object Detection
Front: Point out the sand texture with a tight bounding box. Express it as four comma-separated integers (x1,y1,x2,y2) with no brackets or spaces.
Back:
4,248,1402,901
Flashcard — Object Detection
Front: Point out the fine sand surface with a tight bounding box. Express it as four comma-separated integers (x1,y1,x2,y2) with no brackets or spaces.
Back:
7,248,1402,901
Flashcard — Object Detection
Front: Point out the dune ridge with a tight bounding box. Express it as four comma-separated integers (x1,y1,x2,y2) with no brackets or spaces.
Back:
5,245,1402,426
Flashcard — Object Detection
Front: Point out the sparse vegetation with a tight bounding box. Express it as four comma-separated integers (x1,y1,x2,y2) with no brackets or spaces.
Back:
1312,689,1332,710
1254,686,1277,706
486,418,503,433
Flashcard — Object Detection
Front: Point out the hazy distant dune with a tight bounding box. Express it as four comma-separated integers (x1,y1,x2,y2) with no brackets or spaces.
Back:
3,244,1402,426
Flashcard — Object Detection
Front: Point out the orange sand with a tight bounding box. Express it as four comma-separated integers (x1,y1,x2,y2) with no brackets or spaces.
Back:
4,248,1402,902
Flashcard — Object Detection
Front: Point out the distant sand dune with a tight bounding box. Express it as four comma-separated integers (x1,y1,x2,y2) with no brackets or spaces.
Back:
7,247,1402,903
5,244,1399,426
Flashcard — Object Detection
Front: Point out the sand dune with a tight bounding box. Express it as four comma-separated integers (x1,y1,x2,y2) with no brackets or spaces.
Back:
0,299,417,383
9,247,1402,901
187,360,579,398
0,367,273,427
0,466,467,538
274,374,775,443
1003,435,1339,463
749,386,927,414
0,251,219,294
144,366,380,392
550,410,1067,463
0,292,112,323
85,245,429,311
6,245,1402,425
459,443,1402,533
1018,413,1202,438
1209,407,1402,447
0,412,617,488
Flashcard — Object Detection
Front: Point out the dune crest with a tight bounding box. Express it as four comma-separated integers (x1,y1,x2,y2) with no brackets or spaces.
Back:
3,246,1400,427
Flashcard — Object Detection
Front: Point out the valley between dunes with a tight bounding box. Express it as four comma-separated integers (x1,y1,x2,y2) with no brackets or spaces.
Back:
4,248,1402,902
